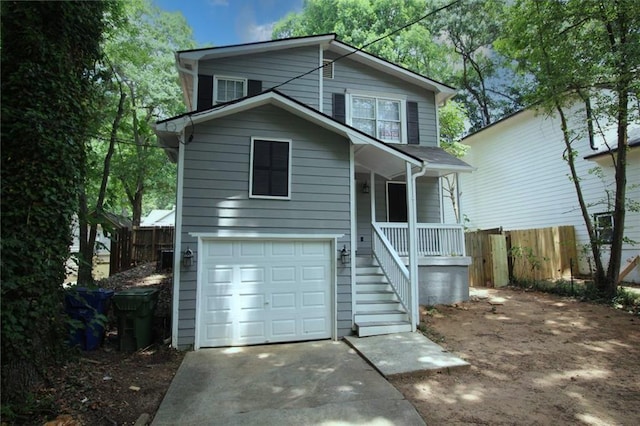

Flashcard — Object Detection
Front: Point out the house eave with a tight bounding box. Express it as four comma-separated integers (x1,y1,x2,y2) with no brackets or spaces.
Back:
153,90,424,174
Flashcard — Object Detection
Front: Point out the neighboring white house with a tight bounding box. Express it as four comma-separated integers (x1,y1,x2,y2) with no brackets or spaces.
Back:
140,207,176,227
448,105,640,283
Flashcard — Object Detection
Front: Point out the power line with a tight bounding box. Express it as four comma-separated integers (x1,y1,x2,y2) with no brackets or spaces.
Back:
187,0,461,119
269,0,462,92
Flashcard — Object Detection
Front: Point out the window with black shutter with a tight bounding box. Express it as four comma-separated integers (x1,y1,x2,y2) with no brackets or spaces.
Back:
250,138,291,199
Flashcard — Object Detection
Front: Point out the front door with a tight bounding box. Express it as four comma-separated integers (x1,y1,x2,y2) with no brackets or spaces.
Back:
387,182,407,222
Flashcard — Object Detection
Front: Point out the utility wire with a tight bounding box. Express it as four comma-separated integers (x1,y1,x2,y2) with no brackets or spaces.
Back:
269,0,461,92
185,0,461,119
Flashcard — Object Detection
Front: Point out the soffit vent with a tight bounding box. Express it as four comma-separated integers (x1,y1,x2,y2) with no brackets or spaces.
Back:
322,59,334,79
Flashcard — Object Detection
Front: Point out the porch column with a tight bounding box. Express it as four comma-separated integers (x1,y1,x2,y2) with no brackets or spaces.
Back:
405,162,418,331
369,170,376,223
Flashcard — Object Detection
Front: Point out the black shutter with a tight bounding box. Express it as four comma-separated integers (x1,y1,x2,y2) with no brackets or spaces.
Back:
407,101,419,144
248,79,262,96
332,93,346,123
197,74,213,110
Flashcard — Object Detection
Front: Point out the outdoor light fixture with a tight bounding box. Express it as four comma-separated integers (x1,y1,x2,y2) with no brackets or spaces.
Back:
183,247,194,267
362,181,370,194
340,245,350,265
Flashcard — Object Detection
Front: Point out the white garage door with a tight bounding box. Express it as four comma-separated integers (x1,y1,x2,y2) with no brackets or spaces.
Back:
198,239,333,348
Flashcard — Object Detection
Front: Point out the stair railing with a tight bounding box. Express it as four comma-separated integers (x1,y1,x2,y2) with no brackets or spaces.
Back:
372,223,412,321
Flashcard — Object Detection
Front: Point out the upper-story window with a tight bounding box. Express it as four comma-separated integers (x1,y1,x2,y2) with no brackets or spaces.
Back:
214,76,247,103
347,93,407,143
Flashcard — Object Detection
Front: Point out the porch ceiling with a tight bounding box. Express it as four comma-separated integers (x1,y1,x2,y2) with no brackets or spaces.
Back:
354,144,475,179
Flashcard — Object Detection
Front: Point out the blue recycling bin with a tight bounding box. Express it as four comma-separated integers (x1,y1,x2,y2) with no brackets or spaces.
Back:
65,287,114,350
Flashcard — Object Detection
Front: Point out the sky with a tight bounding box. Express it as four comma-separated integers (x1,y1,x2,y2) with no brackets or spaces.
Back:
154,0,304,47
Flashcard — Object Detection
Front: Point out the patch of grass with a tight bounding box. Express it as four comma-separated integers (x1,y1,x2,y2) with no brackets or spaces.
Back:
613,287,640,314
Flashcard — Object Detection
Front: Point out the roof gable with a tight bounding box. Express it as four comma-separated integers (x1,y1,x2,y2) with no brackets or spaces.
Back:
175,34,456,107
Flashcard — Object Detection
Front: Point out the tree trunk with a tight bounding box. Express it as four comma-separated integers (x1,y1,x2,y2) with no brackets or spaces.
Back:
555,104,606,287
77,86,126,285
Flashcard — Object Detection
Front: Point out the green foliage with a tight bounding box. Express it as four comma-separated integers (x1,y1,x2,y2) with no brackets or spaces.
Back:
1,0,113,402
86,0,195,224
273,0,452,81
432,0,526,130
510,246,549,272
498,0,639,296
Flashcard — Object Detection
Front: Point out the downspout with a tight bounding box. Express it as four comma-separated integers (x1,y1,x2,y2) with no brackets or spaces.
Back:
408,162,428,330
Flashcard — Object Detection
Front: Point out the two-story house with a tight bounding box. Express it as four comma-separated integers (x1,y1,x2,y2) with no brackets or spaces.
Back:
154,34,473,350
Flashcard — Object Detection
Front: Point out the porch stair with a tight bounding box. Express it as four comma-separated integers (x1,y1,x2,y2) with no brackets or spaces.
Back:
354,257,412,337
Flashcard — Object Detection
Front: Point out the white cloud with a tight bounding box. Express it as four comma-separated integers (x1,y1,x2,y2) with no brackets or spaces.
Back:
245,22,275,42
235,4,275,43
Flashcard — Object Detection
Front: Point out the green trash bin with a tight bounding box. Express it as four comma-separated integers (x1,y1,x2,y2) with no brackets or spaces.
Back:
112,288,159,351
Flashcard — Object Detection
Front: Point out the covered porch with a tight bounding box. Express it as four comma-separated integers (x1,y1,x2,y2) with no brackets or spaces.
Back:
351,142,473,336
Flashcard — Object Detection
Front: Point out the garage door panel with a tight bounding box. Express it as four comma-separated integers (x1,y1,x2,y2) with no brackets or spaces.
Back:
198,239,332,348
302,291,326,307
272,320,296,337
238,321,266,339
240,242,266,257
271,241,296,256
303,317,329,334
271,266,296,282
271,292,296,309
239,267,265,283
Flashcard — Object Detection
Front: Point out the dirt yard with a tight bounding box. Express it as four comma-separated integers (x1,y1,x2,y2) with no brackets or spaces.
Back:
38,267,640,425
392,288,640,426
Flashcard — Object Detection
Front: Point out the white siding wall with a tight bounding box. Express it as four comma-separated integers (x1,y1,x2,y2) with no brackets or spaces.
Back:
458,108,639,282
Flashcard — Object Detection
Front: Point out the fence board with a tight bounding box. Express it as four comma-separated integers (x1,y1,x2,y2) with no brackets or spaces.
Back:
109,226,175,275
490,235,509,287
466,226,577,286
508,226,577,281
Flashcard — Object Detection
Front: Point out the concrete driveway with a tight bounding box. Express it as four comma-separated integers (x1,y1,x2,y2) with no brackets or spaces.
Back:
152,340,425,425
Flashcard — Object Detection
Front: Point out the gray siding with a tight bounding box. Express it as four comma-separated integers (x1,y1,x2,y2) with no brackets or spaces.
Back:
322,51,438,147
176,104,352,348
198,46,320,109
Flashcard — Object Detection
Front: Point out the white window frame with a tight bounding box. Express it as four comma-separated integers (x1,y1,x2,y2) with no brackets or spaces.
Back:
345,91,407,144
249,137,292,200
594,211,614,244
214,75,247,103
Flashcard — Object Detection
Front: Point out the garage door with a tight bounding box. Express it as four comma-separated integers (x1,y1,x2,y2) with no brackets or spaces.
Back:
198,239,333,348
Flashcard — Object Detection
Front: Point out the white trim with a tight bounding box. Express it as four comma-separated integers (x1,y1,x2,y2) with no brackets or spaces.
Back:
178,34,336,61
214,75,248,103
318,46,323,112
332,237,338,341
349,144,357,328
345,92,407,144
406,163,417,332
370,170,376,223
171,132,186,349
189,232,345,239
249,137,292,200
386,181,406,222
193,236,204,350
191,63,199,112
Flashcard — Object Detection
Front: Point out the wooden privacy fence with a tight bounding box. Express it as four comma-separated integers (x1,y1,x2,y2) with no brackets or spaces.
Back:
466,226,578,287
110,226,175,274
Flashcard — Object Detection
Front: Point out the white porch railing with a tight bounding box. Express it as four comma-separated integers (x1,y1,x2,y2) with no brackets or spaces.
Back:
377,222,466,257
372,223,412,321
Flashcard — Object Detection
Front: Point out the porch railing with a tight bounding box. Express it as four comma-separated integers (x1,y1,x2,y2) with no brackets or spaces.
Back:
377,222,466,257
372,223,412,321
